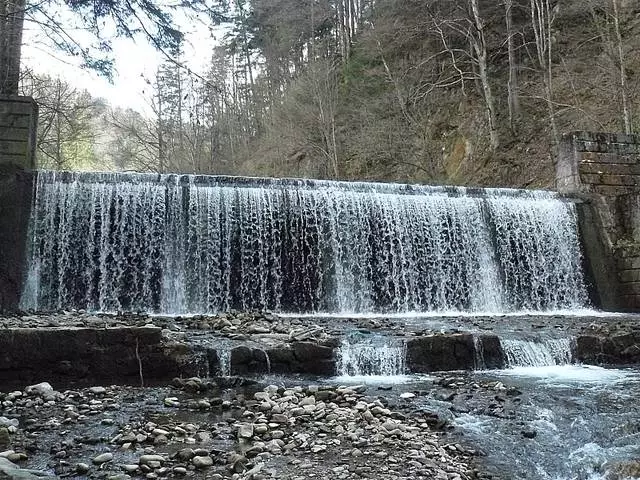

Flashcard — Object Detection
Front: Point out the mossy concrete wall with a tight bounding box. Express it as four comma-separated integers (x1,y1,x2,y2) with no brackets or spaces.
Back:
557,131,640,311
0,96,37,170
0,96,37,312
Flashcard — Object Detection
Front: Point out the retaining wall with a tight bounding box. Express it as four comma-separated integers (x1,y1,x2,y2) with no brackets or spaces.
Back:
0,96,37,312
557,131,640,311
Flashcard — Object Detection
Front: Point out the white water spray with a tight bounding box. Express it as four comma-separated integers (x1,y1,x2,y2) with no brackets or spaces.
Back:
21,171,589,315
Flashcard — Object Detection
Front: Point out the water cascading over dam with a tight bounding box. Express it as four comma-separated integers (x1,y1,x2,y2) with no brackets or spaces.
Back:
20,171,589,315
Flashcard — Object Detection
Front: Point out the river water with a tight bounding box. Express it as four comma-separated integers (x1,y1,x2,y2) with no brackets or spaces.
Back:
325,331,640,480
451,365,640,480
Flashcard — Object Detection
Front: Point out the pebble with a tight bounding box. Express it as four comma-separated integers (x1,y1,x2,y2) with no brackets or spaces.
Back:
238,423,254,438
192,455,214,468
92,452,113,464
139,454,166,465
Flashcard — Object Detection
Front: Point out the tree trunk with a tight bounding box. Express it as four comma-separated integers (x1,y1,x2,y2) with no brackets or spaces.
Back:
531,0,558,147
611,0,632,133
505,0,520,132
0,0,26,95
470,0,499,150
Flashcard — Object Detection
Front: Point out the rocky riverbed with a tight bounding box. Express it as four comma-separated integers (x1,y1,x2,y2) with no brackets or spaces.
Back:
0,377,483,480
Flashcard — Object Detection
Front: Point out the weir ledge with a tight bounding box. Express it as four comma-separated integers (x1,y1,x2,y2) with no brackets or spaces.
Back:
1,312,640,385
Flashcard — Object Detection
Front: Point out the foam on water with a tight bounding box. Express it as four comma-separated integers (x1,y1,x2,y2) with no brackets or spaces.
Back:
495,365,631,383
336,334,406,378
21,170,589,315
501,337,574,367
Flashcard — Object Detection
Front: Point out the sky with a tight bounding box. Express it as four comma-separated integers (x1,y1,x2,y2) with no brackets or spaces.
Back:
21,6,219,115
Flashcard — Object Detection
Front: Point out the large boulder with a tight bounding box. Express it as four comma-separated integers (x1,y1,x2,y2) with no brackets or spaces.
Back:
406,333,475,372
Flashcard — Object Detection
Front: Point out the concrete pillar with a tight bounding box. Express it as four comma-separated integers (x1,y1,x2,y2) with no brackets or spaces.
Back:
0,95,37,311
0,95,38,169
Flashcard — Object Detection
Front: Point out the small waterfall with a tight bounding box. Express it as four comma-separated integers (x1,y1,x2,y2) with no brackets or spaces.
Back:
474,336,486,370
501,338,574,367
21,171,589,315
217,348,231,376
336,334,406,377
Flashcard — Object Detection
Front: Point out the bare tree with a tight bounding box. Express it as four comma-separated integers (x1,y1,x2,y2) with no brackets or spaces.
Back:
530,0,558,147
504,0,520,132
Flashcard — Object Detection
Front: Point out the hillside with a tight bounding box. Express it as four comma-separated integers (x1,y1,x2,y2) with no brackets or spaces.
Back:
21,0,640,190
232,0,640,188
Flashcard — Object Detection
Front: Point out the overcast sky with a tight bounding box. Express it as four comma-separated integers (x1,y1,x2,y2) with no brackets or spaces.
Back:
21,9,218,114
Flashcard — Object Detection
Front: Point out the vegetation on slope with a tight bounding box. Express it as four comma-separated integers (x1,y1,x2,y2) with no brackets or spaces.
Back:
20,0,640,188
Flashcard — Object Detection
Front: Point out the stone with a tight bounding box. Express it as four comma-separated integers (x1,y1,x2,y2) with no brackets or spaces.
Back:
176,448,195,461
139,455,166,465
0,429,9,447
238,423,254,439
173,466,187,475
192,455,213,468
406,334,476,372
0,417,18,429
24,382,53,396
400,392,415,399
76,462,90,473
271,414,288,424
93,452,114,464
89,386,107,395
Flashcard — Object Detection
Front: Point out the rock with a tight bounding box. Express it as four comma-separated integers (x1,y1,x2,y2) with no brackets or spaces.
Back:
238,423,254,439
139,454,166,465
400,392,415,399
89,386,107,395
271,414,288,424
93,452,113,464
192,455,213,468
173,466,187,475
0,457,50,479
76,463,90,473
521,429,537,439
0,417,18,429
176,448,195,461
24,382,53,396
406,334,475,372
0,429,10,447
122,465,139,473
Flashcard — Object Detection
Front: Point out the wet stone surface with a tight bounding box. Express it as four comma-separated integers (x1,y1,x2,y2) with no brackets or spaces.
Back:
0,378,483,480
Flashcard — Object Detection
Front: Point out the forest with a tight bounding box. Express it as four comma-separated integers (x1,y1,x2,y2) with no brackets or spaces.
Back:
18,0,640,188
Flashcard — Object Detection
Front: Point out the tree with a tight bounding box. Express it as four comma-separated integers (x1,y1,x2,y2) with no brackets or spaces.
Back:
0,0,26,94
530,0,558,147
504,0,520,132
0,0,228,94
20,70,102,169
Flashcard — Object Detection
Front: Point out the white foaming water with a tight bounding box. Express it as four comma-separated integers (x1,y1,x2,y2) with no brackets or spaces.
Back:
336,335,406,377
496,365,630,383
217,348,231,376
331,374,412,384
501,338,574,367
21,171,589,314
276,308,609,319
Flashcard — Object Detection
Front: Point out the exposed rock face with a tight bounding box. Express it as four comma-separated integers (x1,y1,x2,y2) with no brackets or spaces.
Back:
576,324,640,365
475,335,505,369
0,326,201,384
406,334,476,372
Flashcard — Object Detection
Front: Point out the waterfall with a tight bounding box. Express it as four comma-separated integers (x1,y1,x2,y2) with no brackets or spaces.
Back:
501,338,574,367
20,171,589,315
336,334,406,377
217,348,231,376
